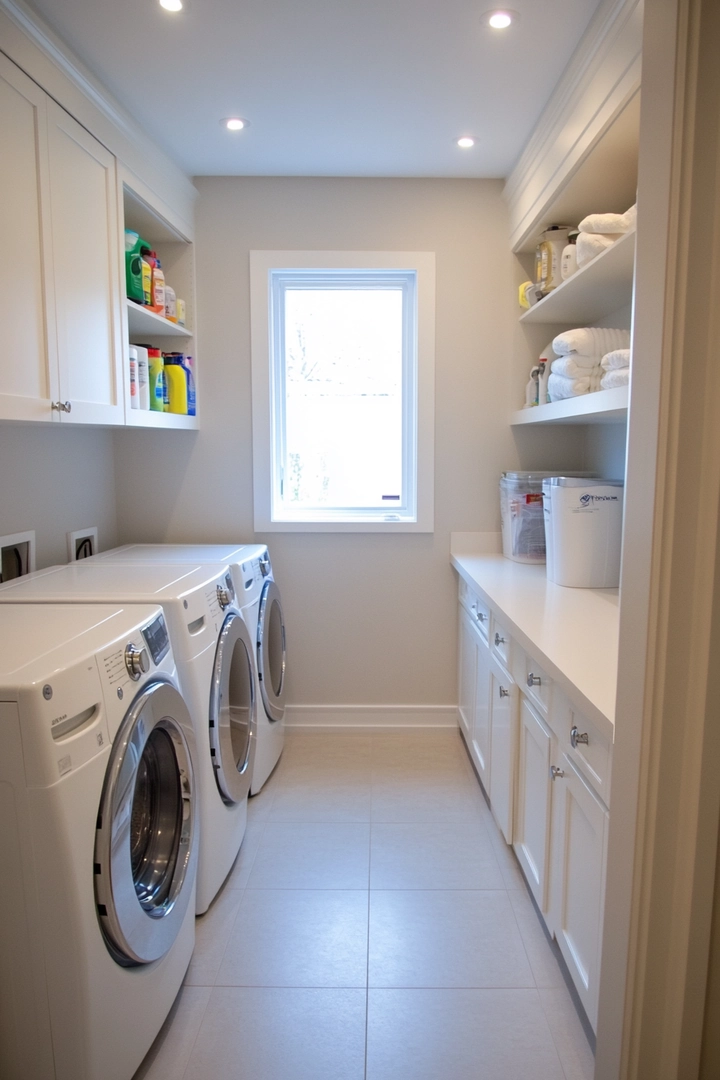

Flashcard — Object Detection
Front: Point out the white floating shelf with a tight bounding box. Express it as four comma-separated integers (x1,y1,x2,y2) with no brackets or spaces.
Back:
519,230,635,325
511,386,629,426
124,409,198,431
126,299,192,339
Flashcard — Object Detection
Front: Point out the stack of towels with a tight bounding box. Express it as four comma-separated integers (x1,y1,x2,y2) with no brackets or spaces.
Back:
576,203,636,268
600,348,631,389
548,327,631,401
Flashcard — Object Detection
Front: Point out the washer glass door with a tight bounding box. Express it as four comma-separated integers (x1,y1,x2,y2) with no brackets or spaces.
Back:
257,579,286,722
94,679,196,966
209,612,257,804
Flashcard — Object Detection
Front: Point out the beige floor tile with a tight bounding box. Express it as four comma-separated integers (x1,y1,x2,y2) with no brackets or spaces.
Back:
282,732,373,767
371,730,471,771
184,888,243,986
222,818,267,890
269,781,373,822
370,822,504,889
183,987,366,1080
217,889,369,987
366,988,566,1080
247,822,371,889
509,887,566,989
371,773,491,823
132,986,211,1080
540,988,595,1080
246,781,278,823
369,890,534,988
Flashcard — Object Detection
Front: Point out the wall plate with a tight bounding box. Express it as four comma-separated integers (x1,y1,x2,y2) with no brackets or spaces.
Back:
0,531,36,582
67,527,98,562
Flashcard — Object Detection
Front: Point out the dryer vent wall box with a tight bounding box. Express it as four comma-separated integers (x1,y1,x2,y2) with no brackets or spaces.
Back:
67,527,98,562
0,531,36,582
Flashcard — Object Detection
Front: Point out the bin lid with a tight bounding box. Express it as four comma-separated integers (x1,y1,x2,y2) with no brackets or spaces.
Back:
542,476,624,489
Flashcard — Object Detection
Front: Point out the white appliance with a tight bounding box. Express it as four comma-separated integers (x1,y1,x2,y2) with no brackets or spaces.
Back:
543,477,624,588
91,543,287,794
0,602,197,1080
0,561,257,914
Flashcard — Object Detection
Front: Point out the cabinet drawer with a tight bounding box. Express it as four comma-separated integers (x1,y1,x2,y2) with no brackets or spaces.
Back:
523,655,552,715
491,616,511,667
458,580,489,640
563,707,612,807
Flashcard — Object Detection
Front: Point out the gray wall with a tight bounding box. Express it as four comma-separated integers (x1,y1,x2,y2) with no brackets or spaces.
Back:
0,425,118,571
113,177,519,711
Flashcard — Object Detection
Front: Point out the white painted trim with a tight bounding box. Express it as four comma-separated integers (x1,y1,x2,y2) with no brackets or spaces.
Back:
503,0,643,251
284,705,458,729
250,249,435,533
0,0,196,224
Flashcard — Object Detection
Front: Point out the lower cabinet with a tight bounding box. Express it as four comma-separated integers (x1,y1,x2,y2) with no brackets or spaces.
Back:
489,657,516,844
457,601,491,794
457,605,476,745
549,753,608,1029
514,695,554,913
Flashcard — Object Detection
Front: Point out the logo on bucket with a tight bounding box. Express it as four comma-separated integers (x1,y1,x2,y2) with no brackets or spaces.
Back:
579,493,619,506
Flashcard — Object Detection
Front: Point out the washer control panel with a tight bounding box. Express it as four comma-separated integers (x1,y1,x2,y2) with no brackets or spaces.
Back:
142,612,170,664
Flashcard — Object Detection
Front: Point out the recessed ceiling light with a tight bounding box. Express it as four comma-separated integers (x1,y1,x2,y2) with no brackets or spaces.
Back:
224,118,247,131
159,0,183,11
457,137,475,149
483,9,517,29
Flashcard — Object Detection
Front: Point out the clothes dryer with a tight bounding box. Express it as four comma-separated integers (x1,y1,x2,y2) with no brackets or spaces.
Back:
0,561,256,914
92,543,286,793
0,603,197,1080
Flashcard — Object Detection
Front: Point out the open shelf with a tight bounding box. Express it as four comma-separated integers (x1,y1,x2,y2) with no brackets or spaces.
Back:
511,386,628,426
126,300,192,339
124,408,198,430
520,230,635,325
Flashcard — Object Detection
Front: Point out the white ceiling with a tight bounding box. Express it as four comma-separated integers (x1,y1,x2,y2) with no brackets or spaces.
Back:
27,0,602,179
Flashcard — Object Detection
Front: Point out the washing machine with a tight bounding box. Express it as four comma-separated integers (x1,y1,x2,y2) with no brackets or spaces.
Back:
0,560,257,914
91,543,287,794
0,602,197,1080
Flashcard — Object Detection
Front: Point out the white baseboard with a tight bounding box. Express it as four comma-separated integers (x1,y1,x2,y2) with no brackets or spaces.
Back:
284,705,458,730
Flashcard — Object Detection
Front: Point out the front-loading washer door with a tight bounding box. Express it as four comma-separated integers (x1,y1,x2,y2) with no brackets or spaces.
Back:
209,612,257,805
257,579,286,723
94,679,196,966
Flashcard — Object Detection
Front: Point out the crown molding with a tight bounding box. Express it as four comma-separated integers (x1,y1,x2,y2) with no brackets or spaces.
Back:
0,0,197,212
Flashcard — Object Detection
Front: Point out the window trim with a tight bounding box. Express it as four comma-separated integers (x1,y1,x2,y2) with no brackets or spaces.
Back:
250,250,435,533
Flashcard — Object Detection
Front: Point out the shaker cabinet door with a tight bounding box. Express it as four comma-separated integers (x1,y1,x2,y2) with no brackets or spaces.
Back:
514,695,554,912
489,659,517,845
46,100,124,425
0,55,58,420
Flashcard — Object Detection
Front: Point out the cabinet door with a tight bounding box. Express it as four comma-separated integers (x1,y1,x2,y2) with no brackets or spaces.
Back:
46,101,124,425
489,658,517,845
550,755,608,1030
471,627,491,794
514,695,554,912
457,606,477,746
0,56,58,420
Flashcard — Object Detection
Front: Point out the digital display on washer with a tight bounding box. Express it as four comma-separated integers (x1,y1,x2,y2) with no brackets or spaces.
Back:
142,614,170,664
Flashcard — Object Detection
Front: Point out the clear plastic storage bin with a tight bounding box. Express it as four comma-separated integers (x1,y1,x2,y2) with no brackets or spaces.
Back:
500,472,558,563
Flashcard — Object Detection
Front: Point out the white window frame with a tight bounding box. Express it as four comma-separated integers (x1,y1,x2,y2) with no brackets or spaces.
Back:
250,250,435,533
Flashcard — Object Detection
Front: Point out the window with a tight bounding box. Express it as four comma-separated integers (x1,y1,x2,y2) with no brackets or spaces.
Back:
250,251,435,532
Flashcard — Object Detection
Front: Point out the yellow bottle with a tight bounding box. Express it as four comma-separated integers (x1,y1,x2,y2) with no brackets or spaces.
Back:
147,349,165,412
164,356,188,414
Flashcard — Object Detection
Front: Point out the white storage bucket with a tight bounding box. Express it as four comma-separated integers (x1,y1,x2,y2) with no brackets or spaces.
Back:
544,477,624,588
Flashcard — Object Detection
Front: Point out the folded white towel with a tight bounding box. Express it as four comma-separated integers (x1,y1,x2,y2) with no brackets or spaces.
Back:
601,348,631,371
553,327,631,357
579,203,637,235
576,232,617,267
601,368,630,390
551,355,602,378
548,371,603,400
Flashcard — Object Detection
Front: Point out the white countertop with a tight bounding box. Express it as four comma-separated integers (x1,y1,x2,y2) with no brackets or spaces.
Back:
451,554,619,736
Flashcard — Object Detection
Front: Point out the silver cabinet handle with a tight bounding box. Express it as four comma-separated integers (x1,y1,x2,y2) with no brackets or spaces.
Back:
494,632,506,647
476,611,486,622
570,726,589,748
498,685,510,699
550,765,565,781
527,672,541,687
51,400,72,413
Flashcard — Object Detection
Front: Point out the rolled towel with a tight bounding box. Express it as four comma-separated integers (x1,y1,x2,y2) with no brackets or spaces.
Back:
553,327,631,357
551,355,603,378
601,348,631,371
576,232,616,267
548,370,603,400
600,368,630,390
579,203,636,234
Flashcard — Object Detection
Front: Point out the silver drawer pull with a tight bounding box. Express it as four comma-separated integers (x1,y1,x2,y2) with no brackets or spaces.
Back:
498,685,510,699
476,611,486,622
570,726,589,748
51,400,72,413
527,672,541,688
494,632,506,647
550,765,565,781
